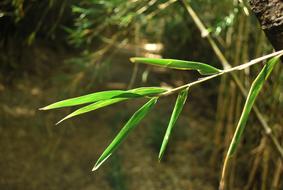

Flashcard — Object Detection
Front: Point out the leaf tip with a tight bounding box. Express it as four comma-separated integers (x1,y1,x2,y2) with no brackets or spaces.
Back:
55,117,67,125
93,153,112,171
92,165,99,172
55,121,61,125
130,57,137,63
158,155,163,162
39,106,48,111
158,147,165,162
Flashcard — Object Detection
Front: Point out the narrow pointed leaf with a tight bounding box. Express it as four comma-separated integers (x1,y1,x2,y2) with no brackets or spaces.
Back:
130,57,221,75
93,98,158,171
40,90,126,110
227,55,281,157
159,88,188,160
56,98,127,124
40,87,166,110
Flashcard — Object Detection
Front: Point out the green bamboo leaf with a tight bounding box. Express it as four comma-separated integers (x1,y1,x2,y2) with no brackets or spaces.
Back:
92,98,158,171
40,87,166,110
54,87,166,124
40,90,126,110
128,87,167,96
130,57,221,75
159,88,188,160
227,55,281,157
56,98,127,124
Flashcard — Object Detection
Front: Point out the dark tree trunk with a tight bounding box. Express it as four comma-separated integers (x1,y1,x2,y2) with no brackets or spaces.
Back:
249,0,283,51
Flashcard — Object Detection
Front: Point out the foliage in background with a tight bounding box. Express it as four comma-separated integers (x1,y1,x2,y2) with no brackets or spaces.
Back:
0,0,73,84
0,0,70,44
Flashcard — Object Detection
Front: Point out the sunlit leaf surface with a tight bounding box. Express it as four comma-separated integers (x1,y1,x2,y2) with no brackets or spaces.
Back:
40,87,166,110
130,57,221,75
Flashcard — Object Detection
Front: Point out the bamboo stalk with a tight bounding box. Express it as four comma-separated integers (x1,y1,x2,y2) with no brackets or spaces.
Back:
210,75,228,166
272,158,282,189
128,23,140,89
261,147,270,190
226,82,237,189
244,138,266,190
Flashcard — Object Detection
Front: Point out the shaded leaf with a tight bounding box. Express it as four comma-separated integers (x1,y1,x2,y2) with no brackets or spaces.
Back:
130,57,221,75
227,55,281,157
159,88,188,160
40,87,166,110
92,98,158,171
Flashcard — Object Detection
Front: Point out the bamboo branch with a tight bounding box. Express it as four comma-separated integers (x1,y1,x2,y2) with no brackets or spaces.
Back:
178,0,283,189
178,0,283,159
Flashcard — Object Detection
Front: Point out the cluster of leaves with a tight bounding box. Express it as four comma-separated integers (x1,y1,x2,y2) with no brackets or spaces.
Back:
66,0,160,47
209,7,238,36
0,0,26,23
41,58,221,169
41,54,281,172
207,0,250,36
